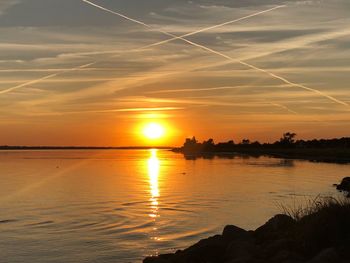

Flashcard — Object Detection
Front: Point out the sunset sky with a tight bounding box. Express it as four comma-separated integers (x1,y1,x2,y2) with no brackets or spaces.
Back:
0,0,349,146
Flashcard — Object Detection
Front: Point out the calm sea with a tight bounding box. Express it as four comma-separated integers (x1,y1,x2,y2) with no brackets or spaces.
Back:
0,149,348,262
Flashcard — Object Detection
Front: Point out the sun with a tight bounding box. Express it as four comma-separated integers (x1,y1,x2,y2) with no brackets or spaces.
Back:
143,123,165,140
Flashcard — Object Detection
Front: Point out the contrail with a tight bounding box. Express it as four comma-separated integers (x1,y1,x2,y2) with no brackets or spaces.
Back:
270,102,298,115
147,86,245,94
182,38,349,107
82,0,285,50
84,107,184,113
81,0,171,37
82,0,349,107
0,62,95,95
121,4,286,49
0,4,284,95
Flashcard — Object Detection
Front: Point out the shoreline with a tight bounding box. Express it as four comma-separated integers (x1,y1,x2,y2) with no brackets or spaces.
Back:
144,197,350,263
172,148,350,164
0,146,173,151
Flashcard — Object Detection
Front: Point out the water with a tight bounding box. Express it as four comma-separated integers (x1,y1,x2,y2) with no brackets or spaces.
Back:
0,149,348,263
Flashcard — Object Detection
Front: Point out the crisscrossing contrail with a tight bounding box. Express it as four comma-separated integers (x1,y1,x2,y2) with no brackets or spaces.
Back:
0,3,285,95
82,1,286,49
82,0,348,107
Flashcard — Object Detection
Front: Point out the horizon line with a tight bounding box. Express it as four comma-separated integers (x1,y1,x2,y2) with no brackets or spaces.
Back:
0,146,175,150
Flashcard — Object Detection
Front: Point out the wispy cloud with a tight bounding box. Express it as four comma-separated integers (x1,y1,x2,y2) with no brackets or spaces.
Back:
83,0,348,107
0,62,95,95
0,0,20,15
1,0,350,144
0,2,285,96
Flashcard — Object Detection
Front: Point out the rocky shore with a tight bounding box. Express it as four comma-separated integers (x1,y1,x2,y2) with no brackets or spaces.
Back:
144,199,350,263
335,177,350,197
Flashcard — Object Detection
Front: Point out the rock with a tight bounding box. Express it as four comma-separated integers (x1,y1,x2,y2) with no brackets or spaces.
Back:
272,250,293,262
143,207,350,263
262,239,298,259
222,226,255,262
282,260,305,263
143,253,176,263
179,234,227,262
143,256,170,263
222,225,251,241
224,258,253,263
338,244,350,259
255,214,295,241
271,249,304,263
336,177,350,192
307,248,339,263
225,236,255,261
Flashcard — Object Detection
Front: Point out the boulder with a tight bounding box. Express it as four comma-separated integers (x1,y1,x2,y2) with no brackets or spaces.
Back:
281,260,305,263
177,234,227,263
261,239,298,259
336,177,350,192
255,214,295,241
225,236,255,261
271,249,304,263
143,256,171,263
222,225,251,241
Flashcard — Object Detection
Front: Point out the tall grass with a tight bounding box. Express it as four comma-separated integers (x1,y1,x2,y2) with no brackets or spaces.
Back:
278,195,350,221
277,196,350,257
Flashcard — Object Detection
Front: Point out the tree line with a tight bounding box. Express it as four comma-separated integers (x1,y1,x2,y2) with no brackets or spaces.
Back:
177,133,350,153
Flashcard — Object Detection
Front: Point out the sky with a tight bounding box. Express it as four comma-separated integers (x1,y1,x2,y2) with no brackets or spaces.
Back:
0,0,349,146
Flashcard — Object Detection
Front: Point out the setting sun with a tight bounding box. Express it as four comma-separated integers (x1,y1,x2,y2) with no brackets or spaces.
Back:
143,123,165,140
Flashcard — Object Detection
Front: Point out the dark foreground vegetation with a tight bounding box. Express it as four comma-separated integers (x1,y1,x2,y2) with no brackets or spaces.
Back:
173,133,350,163
144,197,350,263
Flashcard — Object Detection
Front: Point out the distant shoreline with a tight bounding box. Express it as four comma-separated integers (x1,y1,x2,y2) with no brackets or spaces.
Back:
172,148,350,164
0,146,173,150
172,135,350,164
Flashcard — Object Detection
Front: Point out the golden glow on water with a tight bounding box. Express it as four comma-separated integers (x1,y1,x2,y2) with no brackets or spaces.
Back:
148,149,160,220
1,150,349,262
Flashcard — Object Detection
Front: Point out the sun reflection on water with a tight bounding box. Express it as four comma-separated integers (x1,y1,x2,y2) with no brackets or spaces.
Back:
147,149,162,244
148,149,160,220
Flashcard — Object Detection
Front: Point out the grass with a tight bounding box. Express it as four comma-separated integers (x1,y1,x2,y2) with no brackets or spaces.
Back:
277,196,350,258
278,196,350,221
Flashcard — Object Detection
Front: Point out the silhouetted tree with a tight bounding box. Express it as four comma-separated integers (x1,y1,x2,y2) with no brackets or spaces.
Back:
182,136,202,153
251,141,261,147
279,132,297,146
203,138,214,146
184,136,197,147
241,139,250,145
203,138,215,151
177,133,350,155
